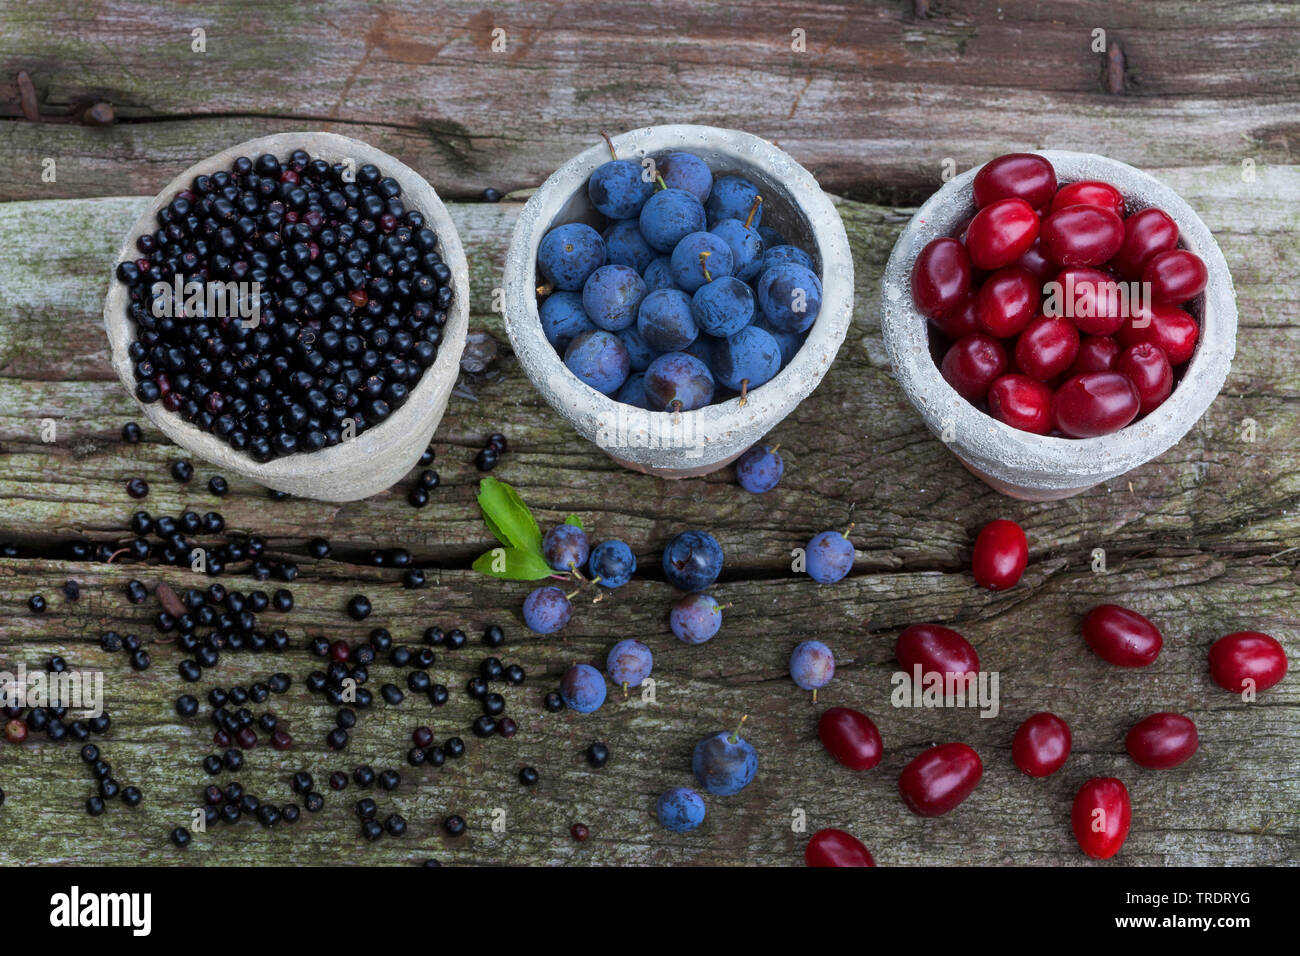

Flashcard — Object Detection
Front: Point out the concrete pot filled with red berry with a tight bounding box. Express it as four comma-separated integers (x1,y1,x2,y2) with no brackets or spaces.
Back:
503,124,854,478
104,132,469,502
882,150,1237,500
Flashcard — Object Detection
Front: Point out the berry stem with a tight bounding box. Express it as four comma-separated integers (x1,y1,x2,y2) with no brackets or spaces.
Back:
600,131,618,162
744,195,763,229
698,250,713,283
655,175,668,191
768,443,781,453
536,281,555,298
728,714,749,744
738,379,749,407
842,522,855,539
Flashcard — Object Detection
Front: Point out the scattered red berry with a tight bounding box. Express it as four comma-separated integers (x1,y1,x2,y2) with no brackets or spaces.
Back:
1071,777,1131,859
971,519,1028,591
805,828,876,867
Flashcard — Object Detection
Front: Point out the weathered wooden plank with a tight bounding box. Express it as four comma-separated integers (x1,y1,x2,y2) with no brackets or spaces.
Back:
2,1,1298,203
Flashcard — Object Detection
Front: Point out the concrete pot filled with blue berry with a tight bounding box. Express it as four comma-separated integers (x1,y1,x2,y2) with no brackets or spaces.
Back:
104,131,469,501
504,124,854,478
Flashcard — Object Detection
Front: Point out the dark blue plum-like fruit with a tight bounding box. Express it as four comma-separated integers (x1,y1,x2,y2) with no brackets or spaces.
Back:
710,218,765,282
589,539,636,588
564,330,630,395
790,640,835,694
662,530,723,592
539,291,595,352
691,276,755,338
602,218,657,273
692,720,757,795
559,663,607,713
582,264,646,332
643,352,714,412
542,523,589,572
641,256,676,292
758,225,785,248
616,325,656,372
736,442,784,493
605,638,653,688
712,326,782,392
522,586,572,634
616,371,648,408
538,223,605,291
656,787,706,832
637,289,698,353
670,592,723,645
657,152,713,204
705,176,763,227
755,317,805,366
757,263,822,333
807,529,854,583
587,158,654,220
669,231,733,293
760,244,814,274
639,188,707,253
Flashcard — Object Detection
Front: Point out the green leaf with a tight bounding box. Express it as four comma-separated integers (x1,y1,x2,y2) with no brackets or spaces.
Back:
476,478,542,553
564,514,583,529
472,546,555,581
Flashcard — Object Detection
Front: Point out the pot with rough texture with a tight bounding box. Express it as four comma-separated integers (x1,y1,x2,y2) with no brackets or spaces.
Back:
503,124,854,478
881,149,1237,500
103,131,469,502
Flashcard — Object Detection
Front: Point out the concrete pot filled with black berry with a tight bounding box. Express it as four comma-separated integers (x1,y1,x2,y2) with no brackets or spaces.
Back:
503,124,854,478
103,131,469,502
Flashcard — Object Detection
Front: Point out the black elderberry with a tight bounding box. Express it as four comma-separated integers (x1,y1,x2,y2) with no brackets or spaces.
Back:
475,447,499,472
505,664,526,685
308,537,331,559
170,827,191,847
346,595,372,620
586,742,610,768
121,422,143,443
99,631,122,653
428,684,449,706
27,595,46,613
402,568,426,589
175,695,198,718
171,460,194,483
519,766,539,786
445,737,465,758
378,769,400,791
122,787,143,808
208,475,229,496
483,624,505,647
361,819,384,841
544,691,565,712
445,629,466,650
281,803,300,823
443,815,466,836
304,792,324,813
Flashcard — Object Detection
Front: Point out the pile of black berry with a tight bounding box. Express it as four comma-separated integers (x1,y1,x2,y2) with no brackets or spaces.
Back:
115,149,454,462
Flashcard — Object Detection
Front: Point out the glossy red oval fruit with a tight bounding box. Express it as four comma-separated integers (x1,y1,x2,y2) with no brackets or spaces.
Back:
899,743,982,816
1082,604,1163,667
966,198,1040,270
1015,237,1057,284
1015,314,1080,381
1068,335,1120,376
941,333,1008,401
930,290,980,340
1125,712,1198,769
1116,343,1172,415
976,266,1039,337
912,237,972,318
818,707,884,771
805,828,875,867
896,624,979,680
1071,777,1131,860
1208,631,1288,694
988,374,1053,434
1040,205,1125,267
1051,266,1127,336
1012,712,1072,777
1112,208,1179,278
1118,304,1199,366
1141,248,1208,305
1051,180,1125,219
971,519,1028,591
1052,372,1140,437
974,153,1058,210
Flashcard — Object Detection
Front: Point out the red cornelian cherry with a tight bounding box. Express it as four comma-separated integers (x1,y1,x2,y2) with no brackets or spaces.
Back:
1012,712,1072,777
1051,371,1139,437
898,742,982,817
1068,335,1121,376
971,518,1028,591
805,828,875,867
1015,237,1057,285
930,291,980,340
1125,712,1198,769
817,707,883,771
988,374,1053,434
1039,204,1124,267
1118,304,1199,365
1014,313,1079,381
1071,777,1131,860
896,623,980,680
973,153,1058,210
941,333,1008,401
912,237,972,318
1051,266,1127,336
1112,207,1179,278
1081,604,1163,667
1050,180,1126,219
1116,343,1173,415
1208,631,1288,694
976,266,1039,337
1141,248,1208,305
965,198,1040,270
